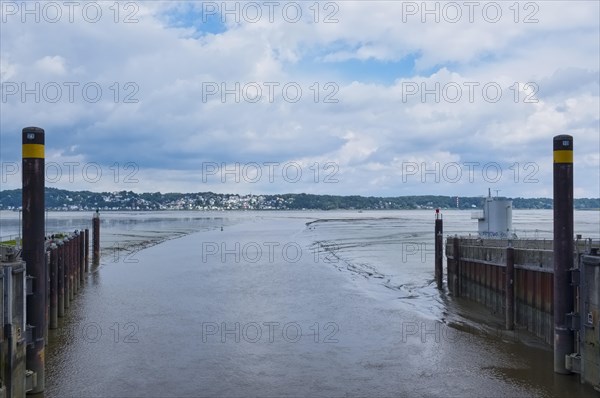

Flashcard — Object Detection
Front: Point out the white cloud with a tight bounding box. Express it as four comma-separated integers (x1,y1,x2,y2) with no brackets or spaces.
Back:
34,55,67,76
0,1,598,198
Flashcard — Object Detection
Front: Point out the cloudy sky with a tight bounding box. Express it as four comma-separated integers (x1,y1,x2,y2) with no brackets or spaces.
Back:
1,1,598,198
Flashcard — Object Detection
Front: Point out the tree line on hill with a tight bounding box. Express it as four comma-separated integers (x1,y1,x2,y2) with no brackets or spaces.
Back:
0,188,598,211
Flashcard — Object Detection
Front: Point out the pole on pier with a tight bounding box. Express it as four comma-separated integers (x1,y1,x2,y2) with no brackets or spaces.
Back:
57,240,65,317
553,134,575,374
72,234,76,295
74,232,80,293
80,230,85,282
69,235,74,301
505,246,515,330
434,209,443,289
22,126,45,393
45,250,50,346
49,243,58,329
84,228,90,272
93,210,100,264
64,238,71,308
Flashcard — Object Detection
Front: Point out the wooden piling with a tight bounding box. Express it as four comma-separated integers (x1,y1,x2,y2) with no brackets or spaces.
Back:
93,211,100,263
45,250,50,345
64,238,71,308
69,235,74,301
74,232,80,293
83,229,89,274
80,230,85,283
49,244,58,329
57,240,65,317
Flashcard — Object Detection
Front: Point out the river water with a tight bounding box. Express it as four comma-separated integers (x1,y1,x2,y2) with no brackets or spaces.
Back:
1,209,599,397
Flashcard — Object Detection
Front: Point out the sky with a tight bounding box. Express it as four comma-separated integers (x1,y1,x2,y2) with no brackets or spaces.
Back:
0,0,599,198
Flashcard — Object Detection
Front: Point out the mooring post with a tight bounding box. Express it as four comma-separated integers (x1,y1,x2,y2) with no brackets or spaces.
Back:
72,233,77,295
84,228,90,272
69,234,75,301
45,249,50,346
49,243,58,329
57,240,65,317
505,246,515,330
72,234,76,295
553,134,575,374
64,237,71,307
71,233,75,295
68,237,73,305
93,210,100,263
22,126,46,393
453,236,461,296
80,230,85,283
74,232,80,293
434,209,443,289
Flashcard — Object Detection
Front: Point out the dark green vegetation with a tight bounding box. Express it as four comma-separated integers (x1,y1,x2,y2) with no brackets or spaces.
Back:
1,188,598,211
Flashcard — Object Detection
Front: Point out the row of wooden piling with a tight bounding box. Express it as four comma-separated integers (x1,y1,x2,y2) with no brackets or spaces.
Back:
46,228,94,331
0,209,102,397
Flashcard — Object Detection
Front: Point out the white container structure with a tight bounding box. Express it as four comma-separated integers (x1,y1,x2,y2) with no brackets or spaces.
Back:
471,190,515,238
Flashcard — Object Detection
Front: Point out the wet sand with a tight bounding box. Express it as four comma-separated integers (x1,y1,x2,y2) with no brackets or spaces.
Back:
37,210,599,397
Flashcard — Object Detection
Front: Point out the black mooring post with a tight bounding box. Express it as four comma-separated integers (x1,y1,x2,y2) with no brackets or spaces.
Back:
57,240,65,317
49,243,58,330
22,126,46,393
69,235,75,301
93,210,100,263
553,134,575,374
45,250,50,346
80,230,85,282
64,237,71,308
84,228,90,272
74,232,80,293
434,209,443,289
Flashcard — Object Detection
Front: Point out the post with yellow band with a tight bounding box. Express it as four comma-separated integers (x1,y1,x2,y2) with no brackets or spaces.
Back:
22,126,46,393
553,134,574,375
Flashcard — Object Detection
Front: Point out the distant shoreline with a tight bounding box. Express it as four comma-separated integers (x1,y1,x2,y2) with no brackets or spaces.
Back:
0,208,600,213
2,187,599,211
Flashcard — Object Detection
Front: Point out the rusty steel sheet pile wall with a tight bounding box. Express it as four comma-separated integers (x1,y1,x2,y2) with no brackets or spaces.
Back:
446,237,599,347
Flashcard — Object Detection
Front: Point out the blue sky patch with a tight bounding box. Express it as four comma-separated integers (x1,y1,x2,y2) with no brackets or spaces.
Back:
160,2,227,36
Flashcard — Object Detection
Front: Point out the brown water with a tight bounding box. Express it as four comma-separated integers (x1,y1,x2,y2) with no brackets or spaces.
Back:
2,210,599,397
